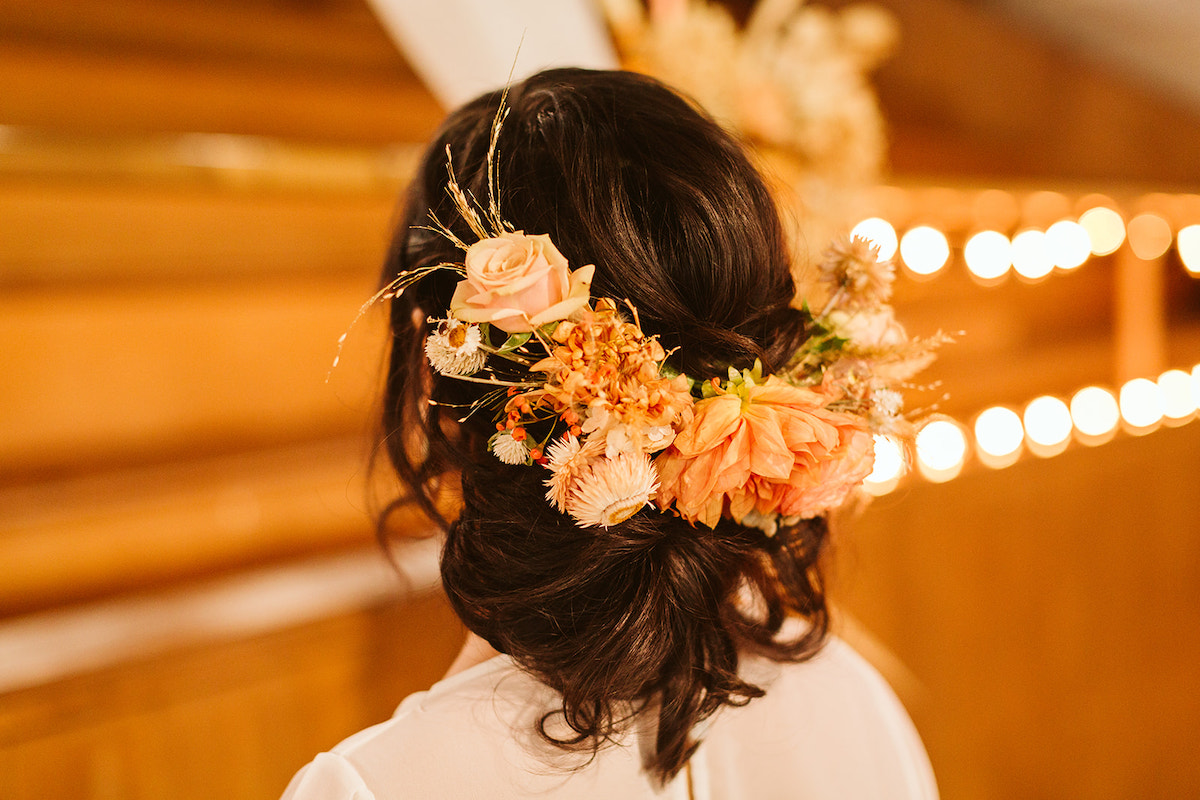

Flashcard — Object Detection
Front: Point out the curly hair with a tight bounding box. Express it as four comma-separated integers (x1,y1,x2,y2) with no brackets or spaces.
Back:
378,68,831,783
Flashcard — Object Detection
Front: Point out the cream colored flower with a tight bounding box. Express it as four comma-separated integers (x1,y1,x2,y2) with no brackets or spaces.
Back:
543,434,604,511
449,231,594,334
491,432,529,465
564,451,659,528
826,308,906,349
819,235,895,309
424,319,487,376
738,508,781,538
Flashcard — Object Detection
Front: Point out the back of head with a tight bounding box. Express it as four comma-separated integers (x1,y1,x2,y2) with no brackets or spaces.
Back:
381,68,829,783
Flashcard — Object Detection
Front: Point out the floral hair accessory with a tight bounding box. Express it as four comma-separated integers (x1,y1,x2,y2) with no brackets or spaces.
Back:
368,103,946,534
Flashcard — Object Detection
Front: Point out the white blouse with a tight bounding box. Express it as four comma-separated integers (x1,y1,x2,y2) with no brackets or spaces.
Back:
282,637,937,799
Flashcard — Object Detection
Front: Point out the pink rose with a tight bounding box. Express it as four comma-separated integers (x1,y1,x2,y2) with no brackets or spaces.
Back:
449,232,594,334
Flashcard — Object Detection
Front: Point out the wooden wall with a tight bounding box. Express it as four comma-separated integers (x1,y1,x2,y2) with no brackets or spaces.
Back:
837,421,1200,800
2,1,1199,798
0,588,463,800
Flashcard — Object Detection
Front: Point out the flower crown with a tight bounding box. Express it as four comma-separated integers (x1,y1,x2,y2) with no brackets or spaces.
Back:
376,107,944,535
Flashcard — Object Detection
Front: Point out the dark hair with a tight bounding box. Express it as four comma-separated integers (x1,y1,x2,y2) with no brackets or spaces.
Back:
379,69,830,783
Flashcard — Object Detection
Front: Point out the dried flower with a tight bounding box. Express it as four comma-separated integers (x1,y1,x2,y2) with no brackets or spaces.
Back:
544,434,604,511
564,451,660,528
491,431,529,465
512,299,694,454
826,307,906,348
424,319,487,376
819,235,895,309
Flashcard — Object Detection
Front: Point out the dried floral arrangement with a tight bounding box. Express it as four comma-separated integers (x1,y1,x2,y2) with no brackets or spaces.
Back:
602,0,897,251
358,102,944,536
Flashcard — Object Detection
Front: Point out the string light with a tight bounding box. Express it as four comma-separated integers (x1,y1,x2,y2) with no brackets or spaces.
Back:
863,435,906,495
1011,230,1054,280
1023,396,1072,456
899,226,950,276
1127,213,1172,260
1178,224,1200,275
1078,207,1126,255
863,367,1196,488
1119,377,1163,431
851,218,898,260
1044,220,1091,270
1070,386,1120,443
964,230,1011,281
916,419,967,482
839,190,1200,488
973,406,1023,468
1157,369,1195,423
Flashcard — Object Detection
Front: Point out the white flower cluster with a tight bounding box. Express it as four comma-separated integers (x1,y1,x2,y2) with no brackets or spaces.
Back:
424,318,487,376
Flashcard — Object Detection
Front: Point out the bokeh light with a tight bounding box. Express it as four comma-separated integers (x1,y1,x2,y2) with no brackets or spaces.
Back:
1070,386,1120,439
1157,369,1196,422
1045,220,1091,269
974,406,1024,468
851,217,898,261
1178,224,1200,275
1023,395,1072,454
963,230,1011,280
900,226,950,276
1127,214,1172,260
1011,230,1054,280
916,419,967,481
1119,377,1163,430
1078,206,1125,255
863,435,905,495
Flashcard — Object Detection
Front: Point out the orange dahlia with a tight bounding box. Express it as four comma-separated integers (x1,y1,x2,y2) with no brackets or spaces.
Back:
654,375,874,528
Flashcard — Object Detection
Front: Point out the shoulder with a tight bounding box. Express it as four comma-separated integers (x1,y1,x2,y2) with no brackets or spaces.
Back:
281,656,533,800
698,637,938,800
279,656,656,800
281,751,376,800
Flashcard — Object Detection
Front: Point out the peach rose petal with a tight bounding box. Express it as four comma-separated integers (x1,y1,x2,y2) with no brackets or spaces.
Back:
449,232,592,334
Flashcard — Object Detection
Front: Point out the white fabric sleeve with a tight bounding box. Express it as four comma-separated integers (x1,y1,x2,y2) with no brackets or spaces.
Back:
280,752,378,800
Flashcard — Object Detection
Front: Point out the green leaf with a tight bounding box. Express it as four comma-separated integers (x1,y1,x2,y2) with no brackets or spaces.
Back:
497,332,532,353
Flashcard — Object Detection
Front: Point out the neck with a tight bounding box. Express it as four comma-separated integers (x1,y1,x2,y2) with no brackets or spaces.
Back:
443,630,501,679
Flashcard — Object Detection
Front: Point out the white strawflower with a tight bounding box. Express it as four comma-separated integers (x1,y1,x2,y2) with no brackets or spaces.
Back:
871,388,903,419
545,435,581,511
491,432,529,465
425,319,486,376
868,387,907,435
565,452,659,528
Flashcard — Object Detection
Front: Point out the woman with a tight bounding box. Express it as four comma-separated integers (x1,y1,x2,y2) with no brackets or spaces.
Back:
284,68,937,799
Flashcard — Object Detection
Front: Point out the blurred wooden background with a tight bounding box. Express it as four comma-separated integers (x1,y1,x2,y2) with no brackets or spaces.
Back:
1,1,1198,798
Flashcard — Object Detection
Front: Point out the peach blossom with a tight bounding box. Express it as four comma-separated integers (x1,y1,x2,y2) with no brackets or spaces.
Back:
449,231,594,334
655,376,874,527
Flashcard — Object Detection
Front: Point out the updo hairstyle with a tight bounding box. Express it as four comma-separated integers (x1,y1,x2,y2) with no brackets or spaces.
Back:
380,69,831,783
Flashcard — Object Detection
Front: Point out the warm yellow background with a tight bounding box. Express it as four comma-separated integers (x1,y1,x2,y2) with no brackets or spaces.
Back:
2,1,1198,798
